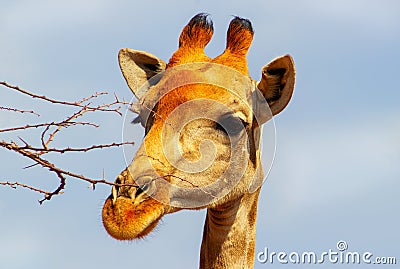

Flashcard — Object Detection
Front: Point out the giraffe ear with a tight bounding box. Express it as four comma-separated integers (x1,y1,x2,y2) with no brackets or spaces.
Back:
118,48,166,99
256,55,295,118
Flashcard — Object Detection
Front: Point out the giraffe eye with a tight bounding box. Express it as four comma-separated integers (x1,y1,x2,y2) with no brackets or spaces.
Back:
216,115,247,136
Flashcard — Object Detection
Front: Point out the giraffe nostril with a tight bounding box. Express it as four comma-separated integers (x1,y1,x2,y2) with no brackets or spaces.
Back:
135,178,156,199
135,182,150,197
135,186,145,197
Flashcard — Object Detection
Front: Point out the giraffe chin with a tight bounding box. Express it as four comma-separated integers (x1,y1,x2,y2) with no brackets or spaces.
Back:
102,196,165,240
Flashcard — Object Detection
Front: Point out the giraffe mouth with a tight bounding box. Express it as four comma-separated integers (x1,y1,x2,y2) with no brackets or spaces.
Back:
102,194,165,240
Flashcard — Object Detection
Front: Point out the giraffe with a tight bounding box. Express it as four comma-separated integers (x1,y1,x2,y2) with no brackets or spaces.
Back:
102,13,295,269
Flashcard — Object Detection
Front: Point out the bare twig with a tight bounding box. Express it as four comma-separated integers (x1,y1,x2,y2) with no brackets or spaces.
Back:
0,181,53,196
0,106,40,116
41,106,91,148
0,121,99,133
0,140,134,155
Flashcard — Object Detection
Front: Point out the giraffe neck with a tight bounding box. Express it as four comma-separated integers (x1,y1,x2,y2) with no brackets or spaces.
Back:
199,189,261,269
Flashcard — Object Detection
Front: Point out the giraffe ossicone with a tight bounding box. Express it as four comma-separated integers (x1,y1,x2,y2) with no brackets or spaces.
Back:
102,13,295,269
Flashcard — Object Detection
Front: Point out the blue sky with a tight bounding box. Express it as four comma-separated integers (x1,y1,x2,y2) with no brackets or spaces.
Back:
1,1,399,268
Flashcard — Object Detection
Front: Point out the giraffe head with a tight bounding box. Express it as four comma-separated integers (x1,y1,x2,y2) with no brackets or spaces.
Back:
102,14,295,240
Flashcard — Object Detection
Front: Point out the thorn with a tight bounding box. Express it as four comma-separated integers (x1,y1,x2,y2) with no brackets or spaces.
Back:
88,183,95,190
23,163,39,169
18,136,29,146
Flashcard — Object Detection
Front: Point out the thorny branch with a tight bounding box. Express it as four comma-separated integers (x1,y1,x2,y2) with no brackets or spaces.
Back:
0,81,135,204
0,81,123,114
